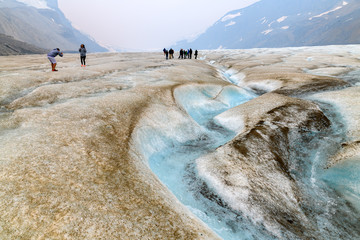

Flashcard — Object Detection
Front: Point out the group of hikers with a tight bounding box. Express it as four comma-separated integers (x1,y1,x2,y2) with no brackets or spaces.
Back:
47,45,198,71
163,48,198,60
46,44,87,71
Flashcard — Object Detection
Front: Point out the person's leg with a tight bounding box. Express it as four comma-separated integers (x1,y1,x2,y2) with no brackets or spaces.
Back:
82,56,86,66
48,57,57,71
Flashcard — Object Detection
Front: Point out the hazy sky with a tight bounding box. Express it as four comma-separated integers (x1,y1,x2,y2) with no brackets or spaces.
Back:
58,0,259,51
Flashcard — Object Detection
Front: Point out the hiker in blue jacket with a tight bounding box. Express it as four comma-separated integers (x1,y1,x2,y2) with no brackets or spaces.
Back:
47,48,63,71
79,44,87,67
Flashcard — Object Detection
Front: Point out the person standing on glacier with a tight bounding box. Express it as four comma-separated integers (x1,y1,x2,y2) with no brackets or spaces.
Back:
47,48,63,71
79,44,87,67
169,48,174,59
163,48,169,60
179,49,184,59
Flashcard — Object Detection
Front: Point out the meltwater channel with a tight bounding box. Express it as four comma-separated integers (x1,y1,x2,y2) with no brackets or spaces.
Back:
148,83,260,239
139,70,360,239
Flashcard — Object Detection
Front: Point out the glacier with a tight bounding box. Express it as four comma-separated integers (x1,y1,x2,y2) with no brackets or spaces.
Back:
0,45,360,239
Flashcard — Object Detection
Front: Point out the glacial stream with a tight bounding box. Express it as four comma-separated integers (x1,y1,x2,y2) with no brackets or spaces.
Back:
142,69,360,239
147,83,260,239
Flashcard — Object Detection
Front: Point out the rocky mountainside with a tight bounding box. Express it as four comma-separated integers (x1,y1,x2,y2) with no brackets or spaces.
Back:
0,33,46,55
176,0,360,49
0,0,107,52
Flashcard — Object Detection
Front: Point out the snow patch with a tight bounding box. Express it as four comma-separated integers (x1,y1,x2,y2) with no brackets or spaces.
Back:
16,0,51,9
277,16,288,23
309,3,346,20
221,12,241,22
225,21,236,27
260,17,267,24
262,29,273,35
268,21,275,27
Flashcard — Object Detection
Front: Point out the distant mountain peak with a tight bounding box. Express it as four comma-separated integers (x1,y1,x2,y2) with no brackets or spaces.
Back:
0,0,107,52
174,0,360,50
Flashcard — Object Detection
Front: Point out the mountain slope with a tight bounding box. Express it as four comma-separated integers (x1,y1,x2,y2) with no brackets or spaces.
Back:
177,0,360,49
0,0,107,52
0,33,46,55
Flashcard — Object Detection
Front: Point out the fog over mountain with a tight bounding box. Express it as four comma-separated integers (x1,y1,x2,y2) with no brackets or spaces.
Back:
0,0,107,52
175,0,360,50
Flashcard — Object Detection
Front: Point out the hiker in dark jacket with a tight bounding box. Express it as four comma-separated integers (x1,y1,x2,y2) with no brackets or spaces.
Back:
169,48,174,59
189,48,193,59
163,48,169,60
79,44,87,67
179,49,184,59
47,48,63,71
194,50,198,59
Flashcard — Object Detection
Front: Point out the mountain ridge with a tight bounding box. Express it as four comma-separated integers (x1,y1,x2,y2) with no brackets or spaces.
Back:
0,0,107,53
0,33,46,55
174,0,360,50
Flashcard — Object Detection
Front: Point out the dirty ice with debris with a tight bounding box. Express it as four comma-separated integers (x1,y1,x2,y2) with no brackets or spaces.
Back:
0,45,360,239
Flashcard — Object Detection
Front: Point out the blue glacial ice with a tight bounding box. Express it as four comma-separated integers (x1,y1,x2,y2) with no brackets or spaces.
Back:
322,157,360,212
133,83,269,239
134,77,360,239
174,84,256,126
